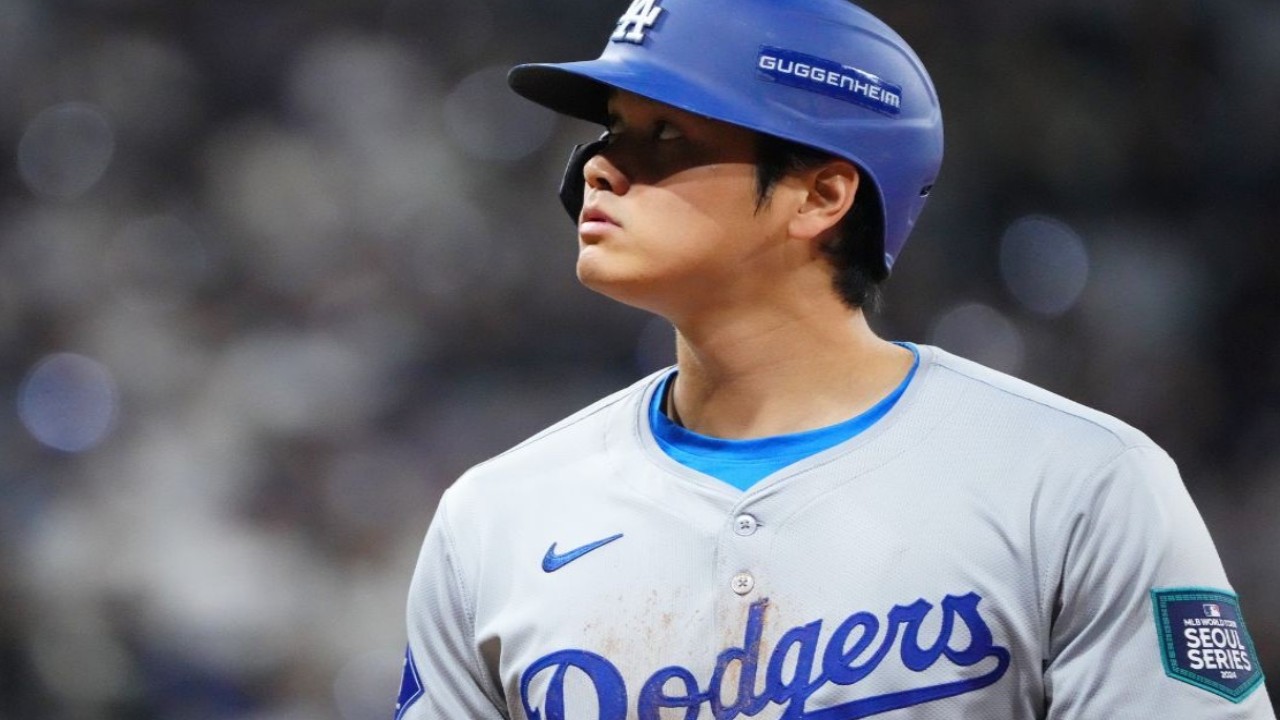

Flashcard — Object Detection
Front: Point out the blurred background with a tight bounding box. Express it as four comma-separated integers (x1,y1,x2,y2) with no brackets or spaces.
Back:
0,0,1276,717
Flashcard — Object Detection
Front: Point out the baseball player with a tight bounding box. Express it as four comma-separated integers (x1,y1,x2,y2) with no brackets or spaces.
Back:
396,0,1274,717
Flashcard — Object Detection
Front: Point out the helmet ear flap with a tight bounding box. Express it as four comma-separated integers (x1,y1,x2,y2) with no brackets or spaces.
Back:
558,134,609,221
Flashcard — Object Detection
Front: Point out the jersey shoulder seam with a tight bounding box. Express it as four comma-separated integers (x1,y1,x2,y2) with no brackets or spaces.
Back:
930,350,1158,454
467,370,663,472
434,494,507,709
435,496,477,628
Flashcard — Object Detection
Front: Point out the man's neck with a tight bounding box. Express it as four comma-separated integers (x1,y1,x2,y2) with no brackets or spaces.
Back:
667,307,914,440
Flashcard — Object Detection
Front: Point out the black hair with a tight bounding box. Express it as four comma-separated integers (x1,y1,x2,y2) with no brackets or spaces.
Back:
754,134,886,311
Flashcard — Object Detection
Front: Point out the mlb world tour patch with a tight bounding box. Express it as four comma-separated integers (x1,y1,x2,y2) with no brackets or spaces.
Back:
1151,587,1264,701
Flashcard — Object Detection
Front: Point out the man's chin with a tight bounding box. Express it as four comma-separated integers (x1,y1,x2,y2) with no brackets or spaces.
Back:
576,265,668,314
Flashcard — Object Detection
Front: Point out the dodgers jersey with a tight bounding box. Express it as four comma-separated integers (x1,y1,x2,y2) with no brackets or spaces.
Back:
400,345,1273,719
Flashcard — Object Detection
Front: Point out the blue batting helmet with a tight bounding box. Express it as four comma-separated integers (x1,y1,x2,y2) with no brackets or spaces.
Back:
507,0,943,277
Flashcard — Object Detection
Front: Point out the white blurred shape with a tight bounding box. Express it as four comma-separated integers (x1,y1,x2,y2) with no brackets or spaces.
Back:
218,331,381,435
205,123,345,293
30,618,132,707
17,102,115,199
124,513,324,679
350,129,458,241
444,65,556,162
289,34,434,141
286,34,460,261
999,215,1090,316
18,353,120,452
0,206,110,309
930,302,1025,375
105,214,210,308
85,302,211,411
333,648,402,720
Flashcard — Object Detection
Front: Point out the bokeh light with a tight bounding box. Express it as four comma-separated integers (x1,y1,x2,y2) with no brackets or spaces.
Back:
17,353,120,453
17,102,115,199
929,302,1026,375
999,215,1090,317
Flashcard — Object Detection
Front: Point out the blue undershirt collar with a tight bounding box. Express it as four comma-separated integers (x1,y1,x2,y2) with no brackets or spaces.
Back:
649,343,919,491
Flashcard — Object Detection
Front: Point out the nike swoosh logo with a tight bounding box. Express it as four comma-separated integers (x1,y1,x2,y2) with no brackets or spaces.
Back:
542,533,624,573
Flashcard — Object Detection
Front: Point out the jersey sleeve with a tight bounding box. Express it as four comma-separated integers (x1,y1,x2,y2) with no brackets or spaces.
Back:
398,492,508,720
1043,445,1274,718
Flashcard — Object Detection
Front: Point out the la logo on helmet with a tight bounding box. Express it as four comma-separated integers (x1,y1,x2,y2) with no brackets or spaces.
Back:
612,0,663,44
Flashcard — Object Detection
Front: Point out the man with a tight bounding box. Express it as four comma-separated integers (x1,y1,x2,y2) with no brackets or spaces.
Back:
396,0,1273,717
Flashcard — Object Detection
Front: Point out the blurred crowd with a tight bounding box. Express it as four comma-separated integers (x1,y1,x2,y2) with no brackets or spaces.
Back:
0,0,1276,717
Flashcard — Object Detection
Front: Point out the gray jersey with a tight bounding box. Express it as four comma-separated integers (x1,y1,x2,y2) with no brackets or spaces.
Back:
399,346,1273,719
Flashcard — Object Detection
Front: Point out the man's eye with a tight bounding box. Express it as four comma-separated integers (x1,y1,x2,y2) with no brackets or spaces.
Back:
655,122,683,141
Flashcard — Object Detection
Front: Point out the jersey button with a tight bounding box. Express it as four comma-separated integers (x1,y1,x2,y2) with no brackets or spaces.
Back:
731,572,755,595
733,514,759,536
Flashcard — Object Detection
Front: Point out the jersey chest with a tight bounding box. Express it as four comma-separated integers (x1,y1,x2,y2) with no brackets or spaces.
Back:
473,461,1046,719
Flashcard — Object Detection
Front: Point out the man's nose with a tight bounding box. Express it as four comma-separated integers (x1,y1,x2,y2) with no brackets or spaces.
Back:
583,150,631,198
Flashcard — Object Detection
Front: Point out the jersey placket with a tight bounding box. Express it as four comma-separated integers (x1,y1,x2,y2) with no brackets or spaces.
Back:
714,501,771,649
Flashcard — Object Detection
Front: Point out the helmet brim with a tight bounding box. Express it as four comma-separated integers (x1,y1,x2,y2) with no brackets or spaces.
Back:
508,58,745,131
508,63,612,126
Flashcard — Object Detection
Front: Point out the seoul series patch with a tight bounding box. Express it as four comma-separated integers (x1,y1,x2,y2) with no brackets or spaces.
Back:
1151,587,1263,702
394,645,424,719
757,46,902,116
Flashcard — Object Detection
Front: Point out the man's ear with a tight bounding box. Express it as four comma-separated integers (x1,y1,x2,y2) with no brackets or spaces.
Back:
788,160,859,244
